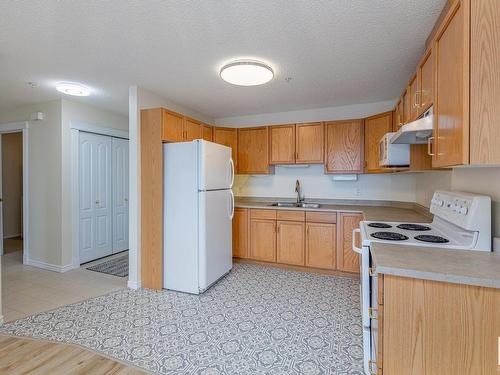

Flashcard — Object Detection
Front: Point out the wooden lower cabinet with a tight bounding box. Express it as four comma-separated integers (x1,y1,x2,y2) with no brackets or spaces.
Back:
376,274,500,375
305,223,336,269
337,212,362,273
249,218,276,262
277,221,305,265
240,209,361,273
232,208,248,258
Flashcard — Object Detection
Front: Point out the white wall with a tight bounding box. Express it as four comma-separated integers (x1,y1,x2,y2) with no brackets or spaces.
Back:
215,100,396,127
2,132,23,238
0,99,129,269
416,167,500,237
0,100,63,265
128,86,213,289
235,165,417,202
60,100,128,266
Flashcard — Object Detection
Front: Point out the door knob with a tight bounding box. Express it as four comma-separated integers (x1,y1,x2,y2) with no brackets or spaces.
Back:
0,198,3,202
124,198,128,202
95,200,100,205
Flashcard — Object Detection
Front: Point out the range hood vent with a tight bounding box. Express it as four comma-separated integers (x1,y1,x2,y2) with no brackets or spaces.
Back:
391,107,433,144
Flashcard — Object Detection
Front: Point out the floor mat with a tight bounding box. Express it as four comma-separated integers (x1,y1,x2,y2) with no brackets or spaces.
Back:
86,255,128,277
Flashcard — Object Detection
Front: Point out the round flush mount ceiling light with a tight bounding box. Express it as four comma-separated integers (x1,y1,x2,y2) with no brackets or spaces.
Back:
220,60,274,86
56,82,91,96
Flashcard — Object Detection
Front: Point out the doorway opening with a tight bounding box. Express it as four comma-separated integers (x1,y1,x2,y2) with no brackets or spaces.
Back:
0,130,26,264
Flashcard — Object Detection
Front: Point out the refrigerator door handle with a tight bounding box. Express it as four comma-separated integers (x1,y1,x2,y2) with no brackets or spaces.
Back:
229,190,235,220
229,158,235,188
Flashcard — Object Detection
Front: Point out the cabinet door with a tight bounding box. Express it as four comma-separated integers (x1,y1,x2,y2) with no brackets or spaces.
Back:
249,219,276,262
397,100,404,127
184,118,202,141
325,120,363,173
433,0,468,167
418,48,434,115
277,221,305,266
237,127,271,174
202,124,213,142
232,208,248,258
269,124,295,164
162,109,184,142
305,223,336,270
364,112,392,173
337,212,362,273
409,75,419,122
213,127,238,167
392,107,399,132
296,122,324,164
402,89,410,125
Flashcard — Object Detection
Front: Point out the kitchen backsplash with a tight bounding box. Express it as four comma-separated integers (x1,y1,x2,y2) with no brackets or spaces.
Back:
234,164,417,202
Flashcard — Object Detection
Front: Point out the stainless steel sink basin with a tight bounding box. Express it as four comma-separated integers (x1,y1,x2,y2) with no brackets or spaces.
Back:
270,202,321,209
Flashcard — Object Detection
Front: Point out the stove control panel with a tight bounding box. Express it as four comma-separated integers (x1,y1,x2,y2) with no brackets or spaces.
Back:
430,190,490,231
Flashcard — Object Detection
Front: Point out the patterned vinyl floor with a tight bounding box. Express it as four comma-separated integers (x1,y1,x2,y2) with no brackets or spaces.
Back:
0,263,364,375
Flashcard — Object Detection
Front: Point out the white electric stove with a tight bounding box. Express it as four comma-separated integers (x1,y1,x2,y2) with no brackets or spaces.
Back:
352,190,492,375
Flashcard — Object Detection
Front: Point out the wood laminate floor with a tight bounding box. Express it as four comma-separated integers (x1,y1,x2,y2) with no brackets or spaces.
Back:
0,335,145,375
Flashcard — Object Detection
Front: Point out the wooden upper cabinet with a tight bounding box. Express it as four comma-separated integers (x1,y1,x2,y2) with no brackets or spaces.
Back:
408,75,419,122
392,105,400,132
249,218,276,262
202,124,213,142
276,220,305,266
417,47,434,115
184,118,202,141
232,208,248,258
237,127,272,174
305,222,336,270
433,0,468,168
337,212,362,273
213,127,238,167
295,122,324,164
402,88,410,125
364,112,392,173
470,0,500,165
324,120,364,173
269,124,296,164
162,109,184,142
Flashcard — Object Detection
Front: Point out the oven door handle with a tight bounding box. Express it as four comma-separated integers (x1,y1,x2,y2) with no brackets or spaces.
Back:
352,228,362,254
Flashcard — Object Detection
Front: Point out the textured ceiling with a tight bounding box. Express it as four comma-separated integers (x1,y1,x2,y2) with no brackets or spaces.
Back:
0,0,445,118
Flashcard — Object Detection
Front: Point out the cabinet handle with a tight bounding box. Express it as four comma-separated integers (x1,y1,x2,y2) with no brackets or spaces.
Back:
427,136,435,156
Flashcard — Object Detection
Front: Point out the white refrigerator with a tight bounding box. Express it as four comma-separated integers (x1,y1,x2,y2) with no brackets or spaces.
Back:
163,140,235,294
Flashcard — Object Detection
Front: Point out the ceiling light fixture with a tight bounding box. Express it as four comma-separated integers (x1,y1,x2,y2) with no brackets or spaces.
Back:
220,60,274,86
56,82,91,96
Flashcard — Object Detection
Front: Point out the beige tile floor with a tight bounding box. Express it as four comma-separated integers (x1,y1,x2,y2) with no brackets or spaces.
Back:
1,251,127,322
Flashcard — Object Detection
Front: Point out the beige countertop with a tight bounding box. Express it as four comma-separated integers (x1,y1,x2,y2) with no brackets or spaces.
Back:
236,196,499,289
371,243,500,289
234,196,432,222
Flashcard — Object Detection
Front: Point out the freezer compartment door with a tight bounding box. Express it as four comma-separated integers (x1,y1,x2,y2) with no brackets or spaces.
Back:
198,140,233,191
199,189,233,291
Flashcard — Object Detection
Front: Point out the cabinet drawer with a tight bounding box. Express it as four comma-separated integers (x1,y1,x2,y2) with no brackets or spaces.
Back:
250,209,277,220
306,211,337,223
276,210,305,222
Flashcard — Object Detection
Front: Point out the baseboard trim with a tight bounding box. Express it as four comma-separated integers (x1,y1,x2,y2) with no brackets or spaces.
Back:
127,280,141,290
3,233,22,239
25,258,73,273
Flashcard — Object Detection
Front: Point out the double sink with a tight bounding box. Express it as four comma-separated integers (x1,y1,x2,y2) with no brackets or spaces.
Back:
269,202,321,209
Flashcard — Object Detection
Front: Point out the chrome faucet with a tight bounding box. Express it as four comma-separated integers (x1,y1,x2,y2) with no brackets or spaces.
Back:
295,179,304,204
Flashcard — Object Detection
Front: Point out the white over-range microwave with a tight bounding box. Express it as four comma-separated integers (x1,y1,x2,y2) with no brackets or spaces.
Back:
379,132,410,167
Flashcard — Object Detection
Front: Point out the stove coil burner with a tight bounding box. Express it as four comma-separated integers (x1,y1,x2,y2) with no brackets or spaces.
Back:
414,235,450,243
370,232,409,241
368,223,393,229
396,224,431,231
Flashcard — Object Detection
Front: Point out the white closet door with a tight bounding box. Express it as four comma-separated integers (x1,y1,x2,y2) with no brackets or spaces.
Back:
0,134,3,255
112,138,129,253
79,132,112,263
